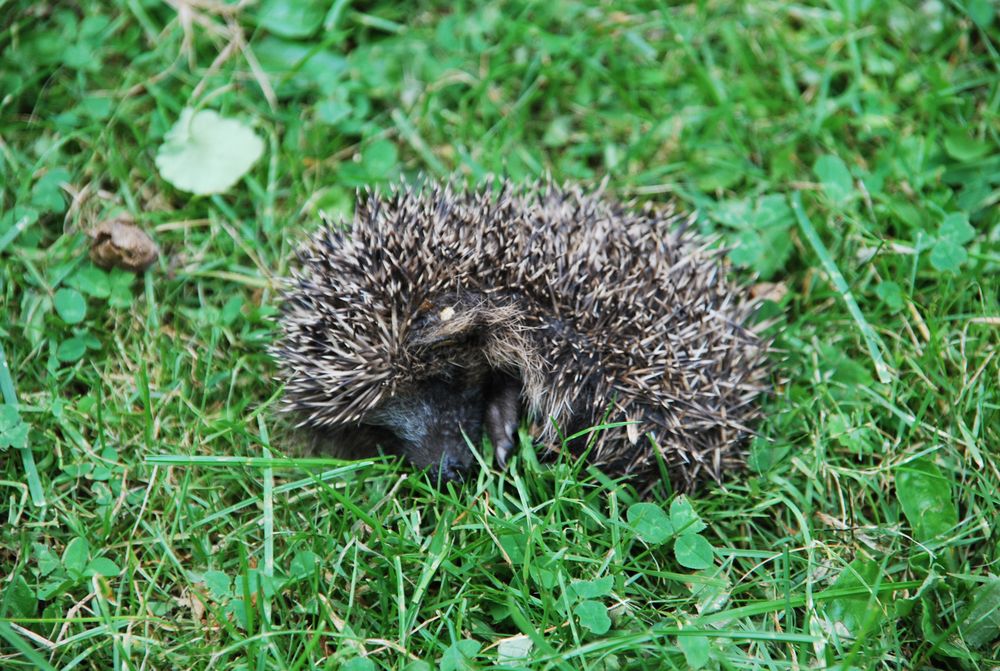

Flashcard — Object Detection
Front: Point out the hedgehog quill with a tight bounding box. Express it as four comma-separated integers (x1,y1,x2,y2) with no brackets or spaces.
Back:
272,181,772,490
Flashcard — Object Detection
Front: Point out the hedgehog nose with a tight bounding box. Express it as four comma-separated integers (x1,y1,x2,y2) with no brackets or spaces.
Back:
438,455,468,484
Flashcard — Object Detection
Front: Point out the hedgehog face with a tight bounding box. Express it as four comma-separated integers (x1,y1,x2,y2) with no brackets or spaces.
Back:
366,377,487,482
362,371,523,483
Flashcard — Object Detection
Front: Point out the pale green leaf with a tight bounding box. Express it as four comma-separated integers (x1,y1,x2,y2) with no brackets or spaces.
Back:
3,575,36,618
823,558,881,637
155,108,264,195
929,239,967,273
56,337,89,363
84,557,121,577
875,281,905,313
255,0,326,38
674,533,715,570
813,154,854,204
967,0,995,29
678,634,710,669
342,658,375,671
569,575,613,600
62,537,90,577
670,495,707,534
316,99,352,125
944,132,990,162
202,570,232,600
938,213,975,245
66,265,111,298
574,600,612,635
53,288,86,324
959,578,1000,649
896,458,959,542
627,502,674,545
31,168,72,214
290,551,319,579
440,639,480,671
0,406,28,450
497,635,533,661
361,140,398,179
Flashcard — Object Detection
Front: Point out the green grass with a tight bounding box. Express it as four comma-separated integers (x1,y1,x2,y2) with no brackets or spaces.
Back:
1,0,998,668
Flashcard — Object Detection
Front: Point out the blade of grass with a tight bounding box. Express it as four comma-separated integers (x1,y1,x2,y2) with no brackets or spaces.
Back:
258,414,275,628
0,212,36,253
0,341,45,507
791,192,893,383
392,108,448,177
0,622,58,671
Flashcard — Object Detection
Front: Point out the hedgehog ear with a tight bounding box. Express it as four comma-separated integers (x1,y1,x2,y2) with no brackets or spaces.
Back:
409,301,483,347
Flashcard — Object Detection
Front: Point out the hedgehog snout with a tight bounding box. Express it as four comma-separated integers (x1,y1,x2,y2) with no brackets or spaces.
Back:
366,377,487,480
437,453,469,484
361,370,524,483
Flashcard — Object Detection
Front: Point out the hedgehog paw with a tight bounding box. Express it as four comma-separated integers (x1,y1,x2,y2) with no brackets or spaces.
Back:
494,428,516,469
486,377,521,470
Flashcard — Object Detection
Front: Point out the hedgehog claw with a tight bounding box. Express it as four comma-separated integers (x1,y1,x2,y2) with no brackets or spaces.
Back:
486,380,521,470
495,437,514,469
495,419,519,469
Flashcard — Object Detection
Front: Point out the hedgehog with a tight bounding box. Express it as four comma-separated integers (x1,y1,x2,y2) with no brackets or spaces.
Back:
271,180,771,490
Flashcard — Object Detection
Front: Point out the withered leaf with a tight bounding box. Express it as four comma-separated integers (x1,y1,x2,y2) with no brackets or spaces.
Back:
89,216,159,272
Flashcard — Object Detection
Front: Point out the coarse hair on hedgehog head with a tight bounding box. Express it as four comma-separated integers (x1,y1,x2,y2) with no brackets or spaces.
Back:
271,179,772,490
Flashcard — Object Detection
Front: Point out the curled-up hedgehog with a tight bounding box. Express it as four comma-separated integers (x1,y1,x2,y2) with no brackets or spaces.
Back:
272,181,772,490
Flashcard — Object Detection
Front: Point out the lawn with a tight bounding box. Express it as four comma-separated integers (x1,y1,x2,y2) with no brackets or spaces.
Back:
1,1,998,669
